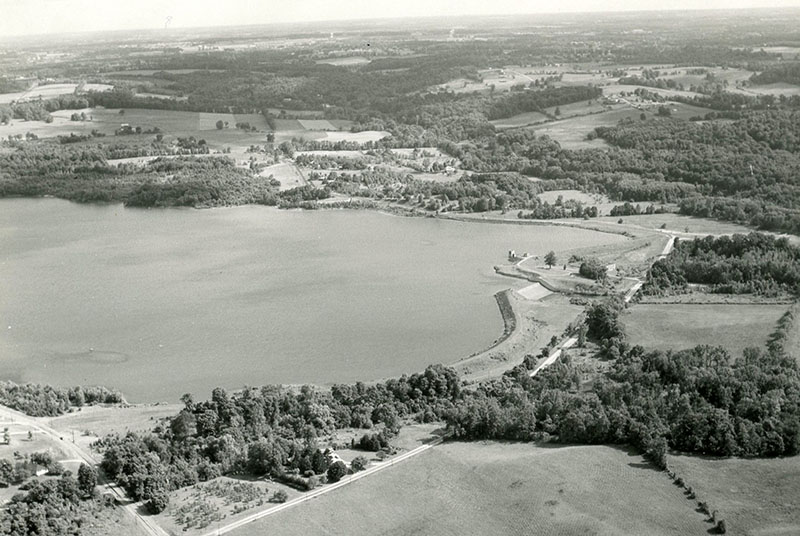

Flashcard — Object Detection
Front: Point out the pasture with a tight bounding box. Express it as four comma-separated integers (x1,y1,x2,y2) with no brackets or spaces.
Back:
670,453,800,536
623,304,787,357
232,442,708,536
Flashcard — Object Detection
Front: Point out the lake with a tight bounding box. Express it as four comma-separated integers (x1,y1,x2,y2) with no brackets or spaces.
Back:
0,199,626,402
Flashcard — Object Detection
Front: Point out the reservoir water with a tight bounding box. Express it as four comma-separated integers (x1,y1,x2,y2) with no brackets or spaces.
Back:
0,199,626,402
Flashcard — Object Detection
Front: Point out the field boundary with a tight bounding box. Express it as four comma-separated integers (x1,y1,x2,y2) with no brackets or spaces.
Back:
199,439,442,536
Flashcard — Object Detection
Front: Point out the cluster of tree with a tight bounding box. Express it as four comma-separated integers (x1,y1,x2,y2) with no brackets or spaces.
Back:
617,75,684,90
750,62,800,85
642,233,800,297
486,86,602,120
277,185,331,208
97,365,460,512
124,157,280,208
609,202,667,217
0,381,124,417
0,464,99,536
767,307,797,356
518,203,598,220
679,196,800,235
578,258,608,281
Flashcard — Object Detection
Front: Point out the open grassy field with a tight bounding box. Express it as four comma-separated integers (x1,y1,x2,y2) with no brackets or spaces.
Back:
623,304,787,357
670,453,800,536
543,99,610,118
489,111,548,128
260,162,307,190
46,403,181,438
528,107,641,148
271,116,385,143
745,82,800,96
537,189,613,209
232,442,708,536
591,212,754,235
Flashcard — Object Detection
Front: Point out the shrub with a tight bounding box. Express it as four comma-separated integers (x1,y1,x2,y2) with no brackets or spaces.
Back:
351,456,369,472
270,489,288,503
146,488,169,514
326,461,348,483
578,258,607,281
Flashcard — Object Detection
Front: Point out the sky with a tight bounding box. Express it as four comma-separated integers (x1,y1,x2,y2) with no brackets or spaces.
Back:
1,0,800,37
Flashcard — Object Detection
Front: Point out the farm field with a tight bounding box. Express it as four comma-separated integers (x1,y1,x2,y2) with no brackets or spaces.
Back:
669,454,800,536
623,304,787,357
1,107,270,149
232,442,709,536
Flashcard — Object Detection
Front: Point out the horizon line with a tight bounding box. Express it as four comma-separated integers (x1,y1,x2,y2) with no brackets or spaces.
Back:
2,4,800,42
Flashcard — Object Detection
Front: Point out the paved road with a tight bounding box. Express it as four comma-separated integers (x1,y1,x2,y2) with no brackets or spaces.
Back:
529,336,578,378
0,404,168,536
200,438,442,536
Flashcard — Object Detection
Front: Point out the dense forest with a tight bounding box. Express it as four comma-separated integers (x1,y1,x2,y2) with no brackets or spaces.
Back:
642,233,800,297
0,465,102,536
750,62,800,85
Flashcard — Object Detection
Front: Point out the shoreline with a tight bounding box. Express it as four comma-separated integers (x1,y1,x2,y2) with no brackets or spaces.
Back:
0,196,642,405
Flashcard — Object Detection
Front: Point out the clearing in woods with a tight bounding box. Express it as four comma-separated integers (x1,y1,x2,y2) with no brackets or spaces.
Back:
623,303,787,358
229,442,709,536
